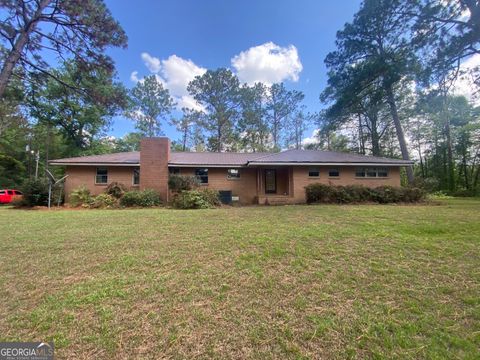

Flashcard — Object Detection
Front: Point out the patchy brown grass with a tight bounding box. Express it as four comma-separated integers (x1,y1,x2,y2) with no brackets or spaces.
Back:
0,198,479,359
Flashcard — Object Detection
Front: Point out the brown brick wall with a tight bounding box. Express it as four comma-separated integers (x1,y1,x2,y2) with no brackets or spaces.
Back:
63,162,402,205
175,167,259,204
64,166,138,201
291,166,401,203
140,137,170,202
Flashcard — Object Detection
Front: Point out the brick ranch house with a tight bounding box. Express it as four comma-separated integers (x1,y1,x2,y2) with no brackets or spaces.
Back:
50,137,413,205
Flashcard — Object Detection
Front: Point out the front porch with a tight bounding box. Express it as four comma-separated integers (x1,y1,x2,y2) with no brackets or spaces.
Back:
254,167,295,205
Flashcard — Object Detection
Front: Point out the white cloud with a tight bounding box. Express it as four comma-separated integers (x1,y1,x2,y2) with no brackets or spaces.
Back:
133,53,206,110
133,43,304,110
231,42,303,85
141,52,161,73
177,95,204,112
160,55,206,97
302,129,320,146
130,71,140,83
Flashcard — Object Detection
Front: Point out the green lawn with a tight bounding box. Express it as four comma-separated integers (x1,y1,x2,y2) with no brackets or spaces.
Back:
0,199,479,359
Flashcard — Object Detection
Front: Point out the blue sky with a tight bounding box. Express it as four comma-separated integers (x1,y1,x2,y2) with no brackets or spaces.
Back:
104,0,362,142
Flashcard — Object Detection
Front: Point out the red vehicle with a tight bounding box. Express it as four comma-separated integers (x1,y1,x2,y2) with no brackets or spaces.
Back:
0,189,23,204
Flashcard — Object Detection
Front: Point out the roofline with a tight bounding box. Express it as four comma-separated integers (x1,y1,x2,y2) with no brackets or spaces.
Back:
50,162,245,168
50,161,413,167
168,164,244,168
247,162,413,166
50,162,140,166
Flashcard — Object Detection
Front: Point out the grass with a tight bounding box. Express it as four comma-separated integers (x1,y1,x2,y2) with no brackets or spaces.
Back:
0,198,479,359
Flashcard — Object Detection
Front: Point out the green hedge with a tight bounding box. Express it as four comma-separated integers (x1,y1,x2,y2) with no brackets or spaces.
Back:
120,189,161,207
171,189,220,209
305,184,425,204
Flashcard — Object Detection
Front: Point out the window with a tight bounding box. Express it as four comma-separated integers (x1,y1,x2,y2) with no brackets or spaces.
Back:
328,169,340,177
95,167,108,184
7,190,14,195
14,191,23,195
355,167,389,178
0,191,4,195
133,168,140,185
169,167,180,175
195,168,208,184
377,167,388,177
227,168,240,179
308,167,320,177
355,168,365,177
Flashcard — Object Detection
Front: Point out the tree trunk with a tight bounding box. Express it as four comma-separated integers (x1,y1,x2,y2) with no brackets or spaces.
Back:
0,0,52,98
357,113,366,154
418,144,425,178
370,114,381,156
443,104,455,192
217,125,222,152
462,151,469,190
384,85,414,184
182,127,187,151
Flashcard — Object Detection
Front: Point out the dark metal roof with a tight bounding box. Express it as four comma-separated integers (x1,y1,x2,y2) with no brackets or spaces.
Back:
49,152,140,165
247,149,414,165
169,152,269,166
50,149,413,166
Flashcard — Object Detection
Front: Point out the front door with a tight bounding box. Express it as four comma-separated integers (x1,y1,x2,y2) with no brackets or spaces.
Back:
265,169,276,194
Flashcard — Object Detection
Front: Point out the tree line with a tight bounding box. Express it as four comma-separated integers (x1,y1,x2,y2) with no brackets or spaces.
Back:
128,69,309,152
315,0,480,194
0,0,479,195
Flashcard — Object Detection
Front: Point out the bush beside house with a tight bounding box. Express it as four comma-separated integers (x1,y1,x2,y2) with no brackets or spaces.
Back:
171,189,220,209
305,184,425,204
168,174,199,192
69,186,93,207
168,174,220,209
67,177,220,210
14,178,51,207
68,184,161,208
120,189,161,207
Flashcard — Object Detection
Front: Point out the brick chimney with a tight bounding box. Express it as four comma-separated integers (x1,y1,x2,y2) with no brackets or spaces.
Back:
140,137,170,202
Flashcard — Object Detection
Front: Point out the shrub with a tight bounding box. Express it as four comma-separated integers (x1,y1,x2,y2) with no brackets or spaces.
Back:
305,183,336,203
199,188,221,206
120,189,161,207
168,174,199,192
106,182,127,199
412,177,439,193
17,178,50,207
88,193,118,209
343,185,373,202
402,187,426,202
171,189,220,209
305,183,424,204
69,186,93,207
371,186,403,203
451,188,478,197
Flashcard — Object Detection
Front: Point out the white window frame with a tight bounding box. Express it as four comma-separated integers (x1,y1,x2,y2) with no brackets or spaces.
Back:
355,167,389,178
